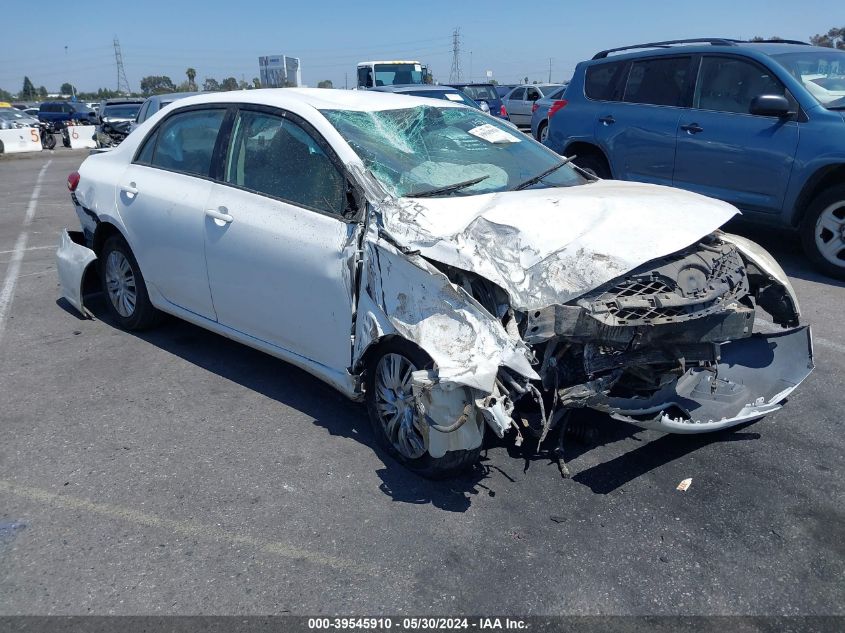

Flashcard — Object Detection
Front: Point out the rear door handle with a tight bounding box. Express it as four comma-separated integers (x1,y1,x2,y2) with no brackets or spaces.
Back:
680,123,704,134
205,208,233,224
599,115,615,125
120,182,138,197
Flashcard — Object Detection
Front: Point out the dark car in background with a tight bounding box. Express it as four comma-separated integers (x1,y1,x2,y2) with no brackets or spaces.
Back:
38,101,98,127
371,85,484,110
99,102,143,141
96,98,144,122
529,83,569,141
544,38,845,279
446,83,508,119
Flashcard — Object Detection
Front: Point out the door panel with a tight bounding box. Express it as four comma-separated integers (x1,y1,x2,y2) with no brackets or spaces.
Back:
116,165,216,320
204,185,358,370
673,56,800,214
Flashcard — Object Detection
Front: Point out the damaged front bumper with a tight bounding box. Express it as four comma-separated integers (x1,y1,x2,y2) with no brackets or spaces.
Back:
56,229,97,318
590,326,814,433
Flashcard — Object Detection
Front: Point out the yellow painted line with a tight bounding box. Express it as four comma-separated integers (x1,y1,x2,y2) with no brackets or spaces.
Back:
0,479,369,573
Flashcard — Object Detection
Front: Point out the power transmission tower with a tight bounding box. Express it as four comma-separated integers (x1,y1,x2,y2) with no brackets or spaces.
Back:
113,37,131,94
449,27,462,83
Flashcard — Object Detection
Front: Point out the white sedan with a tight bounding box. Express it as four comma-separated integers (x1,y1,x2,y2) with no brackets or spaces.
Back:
57,89,813,477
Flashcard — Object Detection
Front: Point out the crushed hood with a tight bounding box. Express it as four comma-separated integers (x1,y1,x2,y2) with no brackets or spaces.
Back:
378,180,739,311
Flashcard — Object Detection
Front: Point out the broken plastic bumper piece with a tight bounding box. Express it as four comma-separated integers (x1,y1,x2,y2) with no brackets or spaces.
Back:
597,326,814,433
56,229,97,318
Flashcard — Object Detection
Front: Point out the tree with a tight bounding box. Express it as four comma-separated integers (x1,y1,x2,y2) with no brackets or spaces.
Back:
186,67,197,91
60,82,75,96
810,26,845,49
139,75,176,95
252,77,261,89
0,87,13,102
750,35,784,42
238,79,249,90
38,86,48,99
220,77,239,91
203,77,220,92
523,76,529,84
20,76,36,100
317,79,333,89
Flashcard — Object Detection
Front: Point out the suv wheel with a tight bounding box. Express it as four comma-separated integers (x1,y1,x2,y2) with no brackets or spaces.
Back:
800,184,845,280
572,153,611,179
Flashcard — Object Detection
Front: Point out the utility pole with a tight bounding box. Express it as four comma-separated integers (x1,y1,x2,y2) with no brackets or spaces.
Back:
469,51,472,83
345,72,348,90
449,27,462,83
548,58,552,83
113,37,131,94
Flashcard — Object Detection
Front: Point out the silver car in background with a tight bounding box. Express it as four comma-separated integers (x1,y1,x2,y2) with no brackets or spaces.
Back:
502,84,566,127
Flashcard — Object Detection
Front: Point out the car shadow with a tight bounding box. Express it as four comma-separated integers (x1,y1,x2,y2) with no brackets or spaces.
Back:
500,410,761,494
72,295,494,512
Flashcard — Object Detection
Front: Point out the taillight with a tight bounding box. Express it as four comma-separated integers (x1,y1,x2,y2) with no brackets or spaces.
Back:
547,99,568,119
67,171,80,192
500,104,508,118
531,102,539,113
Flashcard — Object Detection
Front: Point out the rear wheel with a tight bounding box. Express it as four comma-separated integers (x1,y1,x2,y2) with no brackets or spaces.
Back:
365,339,481,479
99,235,162,330
572,152,611,179
42,132,55,150
800,185,845,280
537,121,549,143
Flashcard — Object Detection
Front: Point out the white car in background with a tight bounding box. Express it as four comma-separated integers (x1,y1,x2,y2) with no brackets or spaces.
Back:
57,89,813,477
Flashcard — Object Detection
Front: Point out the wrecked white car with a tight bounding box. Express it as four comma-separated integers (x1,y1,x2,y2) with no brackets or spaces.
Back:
57,89,814,477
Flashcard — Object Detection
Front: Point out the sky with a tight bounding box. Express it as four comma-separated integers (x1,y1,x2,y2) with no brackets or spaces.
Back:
0,0,840,94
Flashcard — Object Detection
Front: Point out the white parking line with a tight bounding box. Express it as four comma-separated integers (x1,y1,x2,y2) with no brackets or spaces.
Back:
0,160,51,346
0,245,56,256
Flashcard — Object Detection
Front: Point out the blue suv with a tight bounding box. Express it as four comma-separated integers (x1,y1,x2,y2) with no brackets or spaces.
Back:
545,38,845,279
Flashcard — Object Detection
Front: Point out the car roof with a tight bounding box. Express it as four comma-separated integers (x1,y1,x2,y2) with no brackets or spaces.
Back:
589,39,832,63
372,85,461,94
169,88,466,112
149,91,204,102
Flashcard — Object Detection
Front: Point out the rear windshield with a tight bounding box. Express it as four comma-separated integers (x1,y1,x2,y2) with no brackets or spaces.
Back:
103,104,142,118
456,85,498,101
71,103,93,112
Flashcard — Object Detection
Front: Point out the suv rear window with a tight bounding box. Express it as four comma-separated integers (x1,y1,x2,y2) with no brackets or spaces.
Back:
585,61,626,101
623,57,690,107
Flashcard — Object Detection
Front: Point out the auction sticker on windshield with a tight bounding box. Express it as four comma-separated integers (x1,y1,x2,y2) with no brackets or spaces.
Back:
467,123,521,144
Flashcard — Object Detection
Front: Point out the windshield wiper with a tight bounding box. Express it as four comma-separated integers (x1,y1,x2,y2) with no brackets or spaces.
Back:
407,175,490,198
511,155,576,191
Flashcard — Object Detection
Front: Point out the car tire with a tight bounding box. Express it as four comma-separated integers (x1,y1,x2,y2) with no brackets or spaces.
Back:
800,184,845,280
99,234,162,330
572,153,611,179
537,121,549,143
365,338,481,479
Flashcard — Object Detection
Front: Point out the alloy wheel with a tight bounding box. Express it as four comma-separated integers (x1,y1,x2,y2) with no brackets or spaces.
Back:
104,250,137,317
373,353,427,459
814,200,845,267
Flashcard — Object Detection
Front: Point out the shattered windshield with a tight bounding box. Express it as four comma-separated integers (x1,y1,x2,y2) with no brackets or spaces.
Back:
772,50,845,108
321,106,584,197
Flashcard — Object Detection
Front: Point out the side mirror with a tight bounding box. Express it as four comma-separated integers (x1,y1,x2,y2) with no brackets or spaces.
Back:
750,94,792,117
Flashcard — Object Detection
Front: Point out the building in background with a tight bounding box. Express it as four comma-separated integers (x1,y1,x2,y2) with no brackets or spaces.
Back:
259,55,302,88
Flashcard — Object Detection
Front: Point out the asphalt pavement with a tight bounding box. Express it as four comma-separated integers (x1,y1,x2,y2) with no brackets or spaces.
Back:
0,150,842,616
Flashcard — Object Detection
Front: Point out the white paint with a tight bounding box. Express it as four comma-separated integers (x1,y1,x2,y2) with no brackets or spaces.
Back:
0,160,51,345
65,125,97,149
0,127,41,153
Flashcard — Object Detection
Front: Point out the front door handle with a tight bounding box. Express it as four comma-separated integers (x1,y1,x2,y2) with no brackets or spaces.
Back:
599,115,615,125
120,182,138,197
681,123,704,134
205,208,233,224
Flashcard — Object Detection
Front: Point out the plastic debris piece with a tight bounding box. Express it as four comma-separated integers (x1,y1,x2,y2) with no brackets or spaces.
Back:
676,478,692,492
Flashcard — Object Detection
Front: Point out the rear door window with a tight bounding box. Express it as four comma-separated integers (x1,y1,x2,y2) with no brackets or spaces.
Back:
144,108,226,177
623,57,691,106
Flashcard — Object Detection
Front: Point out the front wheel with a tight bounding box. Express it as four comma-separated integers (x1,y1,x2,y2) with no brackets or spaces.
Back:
365,339,481,479
42,132,55,150
800,184,845,280
99,235,162,330
572,153,611,179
